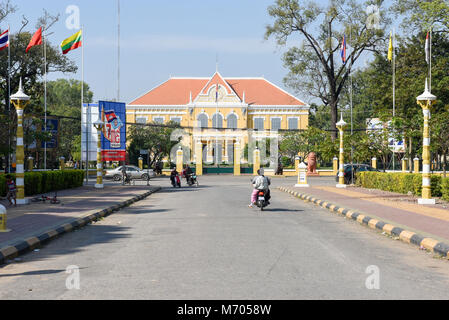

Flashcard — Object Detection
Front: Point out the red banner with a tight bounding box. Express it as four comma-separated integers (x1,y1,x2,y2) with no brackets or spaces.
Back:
102,150,126,161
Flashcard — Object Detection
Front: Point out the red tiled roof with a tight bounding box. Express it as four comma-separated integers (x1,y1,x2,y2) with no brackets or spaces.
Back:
128,74,305,106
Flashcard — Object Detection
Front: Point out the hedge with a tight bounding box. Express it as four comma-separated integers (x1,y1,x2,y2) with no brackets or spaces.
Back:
356,172,445,198
0,170,85,197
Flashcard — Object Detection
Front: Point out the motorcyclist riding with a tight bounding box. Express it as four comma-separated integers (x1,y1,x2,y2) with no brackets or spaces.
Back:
249,168,271,208
184,165,193,185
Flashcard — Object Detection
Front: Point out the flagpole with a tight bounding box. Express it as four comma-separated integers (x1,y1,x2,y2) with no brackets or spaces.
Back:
7,25,11,174
117,0,120,102
44,25,47,171
393,28,396,172
82,26,88,184
429,27,432,91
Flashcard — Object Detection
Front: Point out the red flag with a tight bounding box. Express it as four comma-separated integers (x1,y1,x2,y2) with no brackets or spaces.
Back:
26,27,42,53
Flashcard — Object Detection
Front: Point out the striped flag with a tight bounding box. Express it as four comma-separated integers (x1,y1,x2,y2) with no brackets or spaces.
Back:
425,31,430,64
340,35,346,63
0,29,9,51
60,30,82,54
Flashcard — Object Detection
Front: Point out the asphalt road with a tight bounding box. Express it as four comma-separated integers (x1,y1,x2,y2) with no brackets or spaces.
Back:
0,175,449,299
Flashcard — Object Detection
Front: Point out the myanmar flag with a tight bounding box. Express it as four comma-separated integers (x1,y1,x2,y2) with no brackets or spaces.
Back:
61,30,82,54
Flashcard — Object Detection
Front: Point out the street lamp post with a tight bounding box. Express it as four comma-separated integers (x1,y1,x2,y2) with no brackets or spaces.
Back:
93,118,104,189
336,113,347,189
10,79,30,205
416,79,436,205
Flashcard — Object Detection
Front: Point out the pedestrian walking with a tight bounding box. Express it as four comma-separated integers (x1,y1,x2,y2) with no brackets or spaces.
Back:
5,174,16,207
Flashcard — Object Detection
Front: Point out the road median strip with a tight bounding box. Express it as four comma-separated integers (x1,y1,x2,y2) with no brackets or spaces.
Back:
278,186,449,259
0,187,161,265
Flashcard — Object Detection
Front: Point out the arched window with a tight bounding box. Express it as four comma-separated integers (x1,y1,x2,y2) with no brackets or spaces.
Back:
212,113,223,128
197,114,208,128
227,113,237,129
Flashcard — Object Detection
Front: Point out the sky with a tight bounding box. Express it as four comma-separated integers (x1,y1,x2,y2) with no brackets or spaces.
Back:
8,0,399,104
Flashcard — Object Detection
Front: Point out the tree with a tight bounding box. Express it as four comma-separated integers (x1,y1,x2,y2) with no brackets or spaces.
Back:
45,79,93,163
128,122,181,169
394,0,449,33
265,0,390,138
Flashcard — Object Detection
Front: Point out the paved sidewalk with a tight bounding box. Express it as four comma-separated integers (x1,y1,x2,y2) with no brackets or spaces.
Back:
0,183,160,249
284,182,449,244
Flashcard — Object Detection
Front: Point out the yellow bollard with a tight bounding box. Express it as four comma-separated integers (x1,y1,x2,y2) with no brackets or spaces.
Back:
195,141,203,176
0,204,11,233
27,156,34,172
233,142,241,176
59,157,65,170
138,156,143,170
295,154,301,177
333,157,338,175
176,146,183,173
371,157,377,170
402,158,407,173
295,162,309,188
253,148,260,175
414,157,420,174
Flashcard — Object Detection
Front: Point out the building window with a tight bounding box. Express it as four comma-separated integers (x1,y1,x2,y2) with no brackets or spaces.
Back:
288,118,298,130
153,116,164,124
197,114,208,128
271,118,281,131
170,117,181,124
254,118,264,131
227,114,237,129
136,117,147,124
212,113,223,128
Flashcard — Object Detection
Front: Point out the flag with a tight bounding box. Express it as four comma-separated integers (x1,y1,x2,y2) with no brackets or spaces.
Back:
0,29,9,51
425,31,430,64
388,32,393,61
26,27,43,53
60,30,82,54
340,35,346,64
104,110,118,123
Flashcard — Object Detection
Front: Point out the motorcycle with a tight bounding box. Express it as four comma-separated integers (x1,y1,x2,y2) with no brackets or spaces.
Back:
256,190,269,211
171,174,181,188
187,173,199,187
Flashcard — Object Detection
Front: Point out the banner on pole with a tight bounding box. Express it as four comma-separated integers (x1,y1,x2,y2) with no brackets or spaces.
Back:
99,101,126,161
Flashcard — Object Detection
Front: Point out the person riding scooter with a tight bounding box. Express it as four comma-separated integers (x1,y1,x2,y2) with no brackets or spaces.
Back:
249,168,271,208
170,168,181,188
184,165,193,185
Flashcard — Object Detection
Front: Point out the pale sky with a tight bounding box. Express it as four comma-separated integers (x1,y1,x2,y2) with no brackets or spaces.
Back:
8,0,398,104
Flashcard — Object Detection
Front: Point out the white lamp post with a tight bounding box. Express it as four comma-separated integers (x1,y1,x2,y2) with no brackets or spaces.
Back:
416,79,436,205
336,113,347,188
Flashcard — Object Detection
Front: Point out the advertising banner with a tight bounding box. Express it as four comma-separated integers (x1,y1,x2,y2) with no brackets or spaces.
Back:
99,101,126,161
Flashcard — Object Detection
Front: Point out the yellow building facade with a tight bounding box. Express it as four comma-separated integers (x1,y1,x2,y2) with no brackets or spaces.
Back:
126,72,309,166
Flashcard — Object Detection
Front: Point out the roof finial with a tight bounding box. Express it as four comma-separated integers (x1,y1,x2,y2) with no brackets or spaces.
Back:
243,91,246,104
189,91,192,104
216,53,218,73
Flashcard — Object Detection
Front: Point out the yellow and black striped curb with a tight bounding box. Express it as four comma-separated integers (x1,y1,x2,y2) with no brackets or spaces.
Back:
0,187,161,265
278,186,449,259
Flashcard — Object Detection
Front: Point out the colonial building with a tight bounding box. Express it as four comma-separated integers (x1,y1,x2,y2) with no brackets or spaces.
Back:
126,71,309,165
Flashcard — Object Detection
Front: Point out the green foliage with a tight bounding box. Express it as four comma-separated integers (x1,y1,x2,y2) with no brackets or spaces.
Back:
357,172,443,197
0,170,84,197
442,178,449,201
128,121,181,168
265,0,390,136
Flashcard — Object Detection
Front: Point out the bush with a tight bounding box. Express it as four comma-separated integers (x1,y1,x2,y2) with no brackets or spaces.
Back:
357,172,443,197
442,178,449,202
281,156,292,167
0,170,84,197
